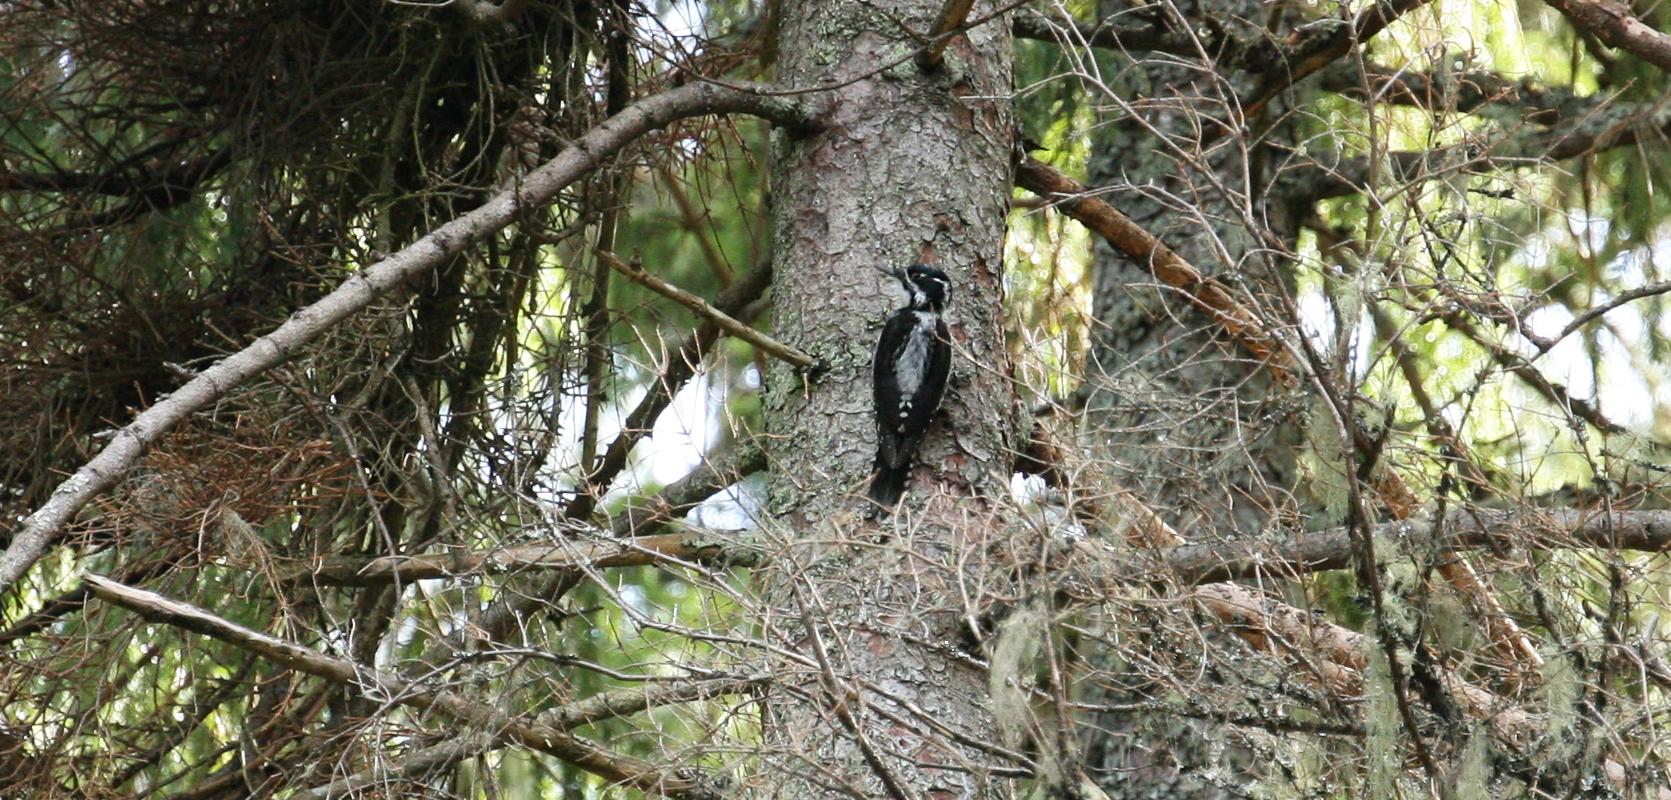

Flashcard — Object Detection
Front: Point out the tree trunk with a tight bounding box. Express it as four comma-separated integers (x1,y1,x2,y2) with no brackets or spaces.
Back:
760,0,1019,795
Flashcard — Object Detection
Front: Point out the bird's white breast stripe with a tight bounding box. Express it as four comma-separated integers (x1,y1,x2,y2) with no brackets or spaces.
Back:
892,311,937,404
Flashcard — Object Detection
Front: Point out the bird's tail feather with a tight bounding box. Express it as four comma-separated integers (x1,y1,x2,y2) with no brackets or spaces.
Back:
867,463,908,512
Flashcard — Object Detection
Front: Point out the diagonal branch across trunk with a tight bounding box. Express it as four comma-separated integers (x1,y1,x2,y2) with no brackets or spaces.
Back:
1,81,822,596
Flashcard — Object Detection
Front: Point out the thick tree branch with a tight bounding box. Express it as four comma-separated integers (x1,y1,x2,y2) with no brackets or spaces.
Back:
1316,62,1582,118
539,673,772,730
1165,508,1671,583
0,154,200,197
1017,0,1433,136
85,574,728,799
1010,10,1207,57
1,81,821,596
610,445,767,538
6,149,235,235
0,148,223,198
296,530,757,587
1541,0,1671,73
917,0,977,70
1015,157,1292,376
1286,96,1671,204
1241,0,1436,121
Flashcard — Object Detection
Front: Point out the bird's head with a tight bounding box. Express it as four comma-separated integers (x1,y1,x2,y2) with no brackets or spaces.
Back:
875,263,951,312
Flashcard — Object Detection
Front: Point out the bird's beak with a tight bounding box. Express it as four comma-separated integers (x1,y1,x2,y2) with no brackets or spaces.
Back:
872,264,902,279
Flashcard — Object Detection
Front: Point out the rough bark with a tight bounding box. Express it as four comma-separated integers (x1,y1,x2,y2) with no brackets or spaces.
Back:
761,0,1019,795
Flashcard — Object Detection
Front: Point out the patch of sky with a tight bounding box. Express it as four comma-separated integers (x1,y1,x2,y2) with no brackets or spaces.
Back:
685,474,764,530
1296,289,1375,378
1297,290,1334,354
1524,304,1593,397
1593,323,1655,428
1652,234,1671,274
1607,246,1647,283
1567,209,1611,258
641,370,723,488
1525,291,1656,428
618,582,648,630
533,353,763,529
1520,234,1550,270
634,0,707,67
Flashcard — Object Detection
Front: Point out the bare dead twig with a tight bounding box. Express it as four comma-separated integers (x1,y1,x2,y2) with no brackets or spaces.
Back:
596,248,815,368
1164,508,1671,583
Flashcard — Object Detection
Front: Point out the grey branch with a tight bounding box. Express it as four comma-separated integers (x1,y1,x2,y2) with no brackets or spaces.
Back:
300,674,769,799
0,81,820,596
1284,95,1671,203
1315,61,1585,118
84,573,728,799
1163,508,1671,584
610,446,768,538
298,503,1671,591
1010,10,1206,58
295,531,759,587
597,249,815,368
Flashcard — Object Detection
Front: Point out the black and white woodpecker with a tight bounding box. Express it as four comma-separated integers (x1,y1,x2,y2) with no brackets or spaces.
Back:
869,263,953,509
